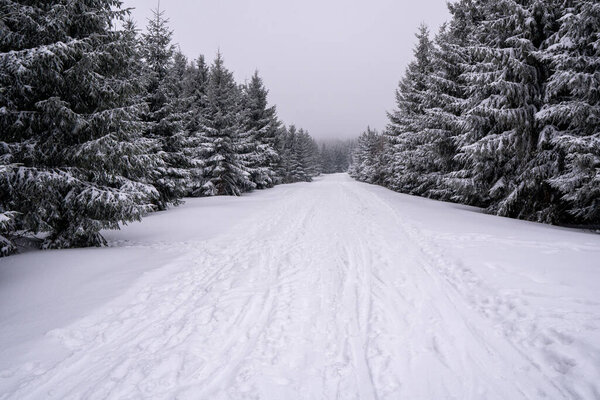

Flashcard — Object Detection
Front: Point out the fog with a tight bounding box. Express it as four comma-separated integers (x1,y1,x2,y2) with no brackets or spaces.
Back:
123,0,450,140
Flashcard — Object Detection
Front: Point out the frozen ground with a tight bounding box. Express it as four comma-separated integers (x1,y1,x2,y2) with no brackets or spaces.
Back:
1,174,599,399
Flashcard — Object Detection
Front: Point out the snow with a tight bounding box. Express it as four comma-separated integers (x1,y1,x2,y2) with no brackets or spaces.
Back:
1,174,599,399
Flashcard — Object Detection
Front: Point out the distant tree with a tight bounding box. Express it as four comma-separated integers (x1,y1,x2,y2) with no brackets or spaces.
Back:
320,143,335,173
287,126,308,182
275,125,292,181
319,141,353,173
304,131,322,178
275,125,320,183
349,128,385,184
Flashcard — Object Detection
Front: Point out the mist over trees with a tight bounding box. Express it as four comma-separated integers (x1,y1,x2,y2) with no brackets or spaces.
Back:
350,0,600,227
0,2,320,256
320,140,354,174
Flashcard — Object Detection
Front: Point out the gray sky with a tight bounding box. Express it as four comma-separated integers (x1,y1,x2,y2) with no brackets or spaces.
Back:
123,0,450,140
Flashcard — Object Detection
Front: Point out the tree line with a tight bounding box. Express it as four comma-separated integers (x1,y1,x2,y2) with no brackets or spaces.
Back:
350,0,599,227
320,140,354,174
0,1,322,256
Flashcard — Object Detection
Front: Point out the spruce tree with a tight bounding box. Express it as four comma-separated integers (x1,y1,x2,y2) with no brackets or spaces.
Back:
304,131,322,178
140,6,187,208
199,53,253,196
270,124,320,184
162,50,195,193
436,0,488,204
536,0,600,224
0,0,159,251
454,0,550,216
349,128,385,184
0,207,17,257
240,71,281,189
184,55,210,196
275,125,294,182
414,24,468,201
289,128,309,182
384,24,434,194
280,125,308,183
290,129,319,182
285,125,302,182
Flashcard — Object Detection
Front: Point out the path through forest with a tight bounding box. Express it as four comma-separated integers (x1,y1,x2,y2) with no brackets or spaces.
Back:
1,174,599,399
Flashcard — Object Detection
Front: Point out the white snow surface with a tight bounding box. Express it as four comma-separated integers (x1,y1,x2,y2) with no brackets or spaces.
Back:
1,174,599,399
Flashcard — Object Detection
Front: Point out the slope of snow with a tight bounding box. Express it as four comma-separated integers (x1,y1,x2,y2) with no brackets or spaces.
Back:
1,174,599,399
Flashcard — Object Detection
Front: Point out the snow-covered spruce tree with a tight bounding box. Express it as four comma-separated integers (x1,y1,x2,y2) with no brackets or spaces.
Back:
536,0,600,224
140,6,188,208
276,125,311,183
434,0,489,204
0,217,17,256
162,50,198,191
453,0,555,218
274,125,294,182
415,21,471,201
271,124,320,183
289,128,313,182
497,0,575,224
0,203,18,257
0,0,159,251
199,53,253,196
384,24,434,194
493,0,569,223
348,134,364,179
348,137,364,179
303,131,322,178
239,71,282,189
284,125,303,182
349,128,386,184
183,55,210,196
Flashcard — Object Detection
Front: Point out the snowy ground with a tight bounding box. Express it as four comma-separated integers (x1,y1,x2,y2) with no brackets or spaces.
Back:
1,174,599,399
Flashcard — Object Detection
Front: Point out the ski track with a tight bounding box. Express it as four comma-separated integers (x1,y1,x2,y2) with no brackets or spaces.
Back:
1,175,599,399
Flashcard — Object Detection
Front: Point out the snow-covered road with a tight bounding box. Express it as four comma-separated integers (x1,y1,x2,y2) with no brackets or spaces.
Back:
1,174,600,399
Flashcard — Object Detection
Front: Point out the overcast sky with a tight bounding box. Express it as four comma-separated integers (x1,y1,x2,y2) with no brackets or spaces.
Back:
122,0,450,140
